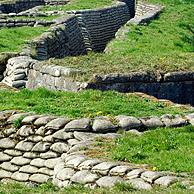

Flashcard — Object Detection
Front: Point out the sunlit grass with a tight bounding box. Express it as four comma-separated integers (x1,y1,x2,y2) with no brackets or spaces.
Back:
0,88,190,118
0,27,48,52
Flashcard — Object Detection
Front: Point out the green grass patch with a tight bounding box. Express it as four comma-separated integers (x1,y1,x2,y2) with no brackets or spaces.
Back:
0,27,48,52
0,182,192,194
13,115,25,128
0,88,191,118
89,125,194,173
41,0,115,12
47,0,194,81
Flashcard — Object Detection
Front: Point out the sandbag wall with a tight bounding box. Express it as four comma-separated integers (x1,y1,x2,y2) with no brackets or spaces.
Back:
71,1,133,52
0,0,69,13
31,15,86,60
4,55,194,106
30,0,134,60
0,111,93,184
26,62,83,91
2,55,84,90
0,0,45,14
0,111,193,188
86,72,194,105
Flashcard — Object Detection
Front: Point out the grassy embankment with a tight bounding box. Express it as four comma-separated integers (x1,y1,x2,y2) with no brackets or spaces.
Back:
0,88,190,118
0,27,48,53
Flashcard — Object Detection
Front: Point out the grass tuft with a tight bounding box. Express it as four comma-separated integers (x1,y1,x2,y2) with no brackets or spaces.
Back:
13,116,25,129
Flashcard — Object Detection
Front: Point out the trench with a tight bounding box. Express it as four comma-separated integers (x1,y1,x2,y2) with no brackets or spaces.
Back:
1,0,194,106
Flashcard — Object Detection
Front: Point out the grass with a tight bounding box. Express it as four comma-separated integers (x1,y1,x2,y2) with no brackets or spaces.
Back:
41,0,115,12
47,0,194,81
0,88,191,118
86,125,194,173
0,27,48,53
0,182,193,194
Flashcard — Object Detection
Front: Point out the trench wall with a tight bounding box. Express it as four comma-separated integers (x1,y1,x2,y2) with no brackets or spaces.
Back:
30,1,135,60
27,68,194,105
0,0,45,14
26,63,194,105
86,72,194,105
26,62,83,91
3,56,194,105
69,1,134,52
0,19,54,28
31,15,86,60
0,110,193,187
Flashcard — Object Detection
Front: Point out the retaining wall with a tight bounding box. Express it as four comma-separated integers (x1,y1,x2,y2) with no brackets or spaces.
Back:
2,56,83,90
26,63,194,105
31,15,87,60
0,0,45,14
68,1,134,52
0,110,193,189
0,0,69,13
86,72,194,105
3,56,37,88
0,53,18,82
30,1,135,60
